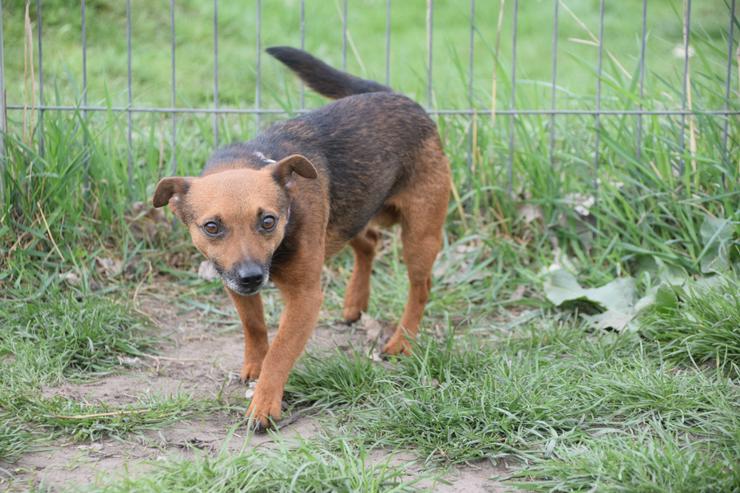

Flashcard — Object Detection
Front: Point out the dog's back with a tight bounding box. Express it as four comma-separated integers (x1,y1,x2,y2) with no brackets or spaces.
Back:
266,48,444,240
207,47,446,243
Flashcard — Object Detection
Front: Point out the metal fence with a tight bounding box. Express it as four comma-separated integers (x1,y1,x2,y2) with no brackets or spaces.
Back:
0,0,737,195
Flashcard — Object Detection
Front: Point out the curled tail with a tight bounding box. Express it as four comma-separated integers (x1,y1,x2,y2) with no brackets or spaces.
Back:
266,46,391,100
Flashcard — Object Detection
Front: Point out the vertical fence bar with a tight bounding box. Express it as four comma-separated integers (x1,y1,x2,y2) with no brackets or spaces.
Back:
36,0,44,156
82,1,87,110
722,0,736,182
255,0,261,130
300,0,305,108
426,0,433,108
213,0,219,146
548,0,559,167
126,0,133,188
507,0,519,197
678,0,691,177
466,0,475,170
170,0,177,175
385,0,391,86
342,0,348,70
82,0,89,192
593,0,605,197
636,0,647,160
0,0,6,161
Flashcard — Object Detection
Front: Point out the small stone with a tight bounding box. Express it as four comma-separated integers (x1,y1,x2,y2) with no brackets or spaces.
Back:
245,380,258,400
198,260,220,281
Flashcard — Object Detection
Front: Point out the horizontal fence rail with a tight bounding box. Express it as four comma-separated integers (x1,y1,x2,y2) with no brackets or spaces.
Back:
0,0,737,195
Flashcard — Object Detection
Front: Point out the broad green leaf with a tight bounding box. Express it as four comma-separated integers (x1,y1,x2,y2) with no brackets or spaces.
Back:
544,269,636,331
698,215,734,274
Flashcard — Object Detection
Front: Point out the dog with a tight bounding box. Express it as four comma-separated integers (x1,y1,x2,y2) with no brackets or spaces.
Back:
152,47,451,428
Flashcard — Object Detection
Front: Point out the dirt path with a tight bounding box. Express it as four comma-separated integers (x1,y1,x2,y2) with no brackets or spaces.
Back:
3,289,517,492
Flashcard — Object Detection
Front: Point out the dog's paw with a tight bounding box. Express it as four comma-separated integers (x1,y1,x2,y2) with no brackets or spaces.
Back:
240,360,263,382
382,333,413,356
342,306,363,325
245,386,283,432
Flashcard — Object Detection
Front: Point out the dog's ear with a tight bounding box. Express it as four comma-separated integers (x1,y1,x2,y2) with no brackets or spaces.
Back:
153,177,192,219
271,154,318,189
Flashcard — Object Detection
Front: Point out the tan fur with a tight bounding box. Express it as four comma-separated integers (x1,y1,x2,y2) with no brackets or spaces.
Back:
186,168,288,271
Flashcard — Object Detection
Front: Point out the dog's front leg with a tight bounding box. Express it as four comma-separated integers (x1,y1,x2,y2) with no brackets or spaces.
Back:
227,289,269,381
246,280,322,428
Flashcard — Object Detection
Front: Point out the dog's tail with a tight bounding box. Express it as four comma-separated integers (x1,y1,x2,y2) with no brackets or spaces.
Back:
266,46,391,100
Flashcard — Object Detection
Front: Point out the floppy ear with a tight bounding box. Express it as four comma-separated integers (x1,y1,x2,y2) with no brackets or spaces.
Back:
152,177,192,221
271,154,318,189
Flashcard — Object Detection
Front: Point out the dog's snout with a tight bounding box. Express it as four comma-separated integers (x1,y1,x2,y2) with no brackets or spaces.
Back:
236,263,265,289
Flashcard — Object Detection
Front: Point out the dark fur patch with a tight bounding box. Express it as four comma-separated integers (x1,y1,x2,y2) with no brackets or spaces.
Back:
203,93,437,264
198,48,441,273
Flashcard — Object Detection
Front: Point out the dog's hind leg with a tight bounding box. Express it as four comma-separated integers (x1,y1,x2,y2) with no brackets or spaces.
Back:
383,213,444,355
383,140,450,355
227,289,269,381
342,227,380,323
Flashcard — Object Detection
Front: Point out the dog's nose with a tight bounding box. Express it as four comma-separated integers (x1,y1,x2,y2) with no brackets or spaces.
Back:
236,263,264,289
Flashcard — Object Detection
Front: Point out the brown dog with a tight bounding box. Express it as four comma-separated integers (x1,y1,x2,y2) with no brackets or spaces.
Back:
152,47,450,428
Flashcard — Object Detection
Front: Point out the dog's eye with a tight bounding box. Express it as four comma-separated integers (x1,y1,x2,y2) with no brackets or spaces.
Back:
203,221,221,236
260,215,277,232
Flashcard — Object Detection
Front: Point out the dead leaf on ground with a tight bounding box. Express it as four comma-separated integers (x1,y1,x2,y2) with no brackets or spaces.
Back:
360,313,393,344
544,268,637,331
564,193,595,217
95,257,123,278
59,270,81,286
508,285,527,302
126,201,172,242
516,203,544,225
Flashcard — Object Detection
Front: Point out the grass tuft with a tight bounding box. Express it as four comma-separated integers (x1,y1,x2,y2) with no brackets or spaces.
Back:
287,319,739,488
640,278,740,368
7,394,221,443
0,288,156,386
0,415,32,463
93,437,423,493
513,422,740,493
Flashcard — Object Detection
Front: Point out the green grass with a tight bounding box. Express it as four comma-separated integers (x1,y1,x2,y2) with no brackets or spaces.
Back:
91,437,424,493
513,422,740,492
109,315,740,491
285,322,739,467
2,0,731,110
640,278,740,368
0,287,187,461
0,288,155,386
285,319,740,491
0,0,738,490
5,393,225,443
0,416,32,463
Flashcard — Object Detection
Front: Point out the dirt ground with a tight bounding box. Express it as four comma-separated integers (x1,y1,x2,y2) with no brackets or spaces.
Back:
2,288,519,492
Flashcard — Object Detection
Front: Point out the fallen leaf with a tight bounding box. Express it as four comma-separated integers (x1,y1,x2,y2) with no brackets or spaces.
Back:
95,257,123,278
699,215,734,274
564,193,595,217
361,314,390,344
544,269,637,331
508,285,527,302
517,203,544,224
59,270,81,286
126,201,171,242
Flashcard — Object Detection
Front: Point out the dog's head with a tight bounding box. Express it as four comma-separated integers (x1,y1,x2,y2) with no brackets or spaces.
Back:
152,154,317,296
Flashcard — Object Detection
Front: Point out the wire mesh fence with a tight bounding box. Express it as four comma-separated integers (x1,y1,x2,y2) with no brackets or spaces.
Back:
0,0,737,197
